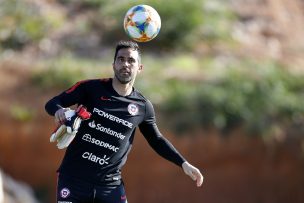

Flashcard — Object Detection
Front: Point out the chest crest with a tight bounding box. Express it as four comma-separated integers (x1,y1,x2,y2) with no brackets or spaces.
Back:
127,103,139,116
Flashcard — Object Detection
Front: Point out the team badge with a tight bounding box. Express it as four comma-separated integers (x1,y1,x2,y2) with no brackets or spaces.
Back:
60,188,70,199
128,103,138,116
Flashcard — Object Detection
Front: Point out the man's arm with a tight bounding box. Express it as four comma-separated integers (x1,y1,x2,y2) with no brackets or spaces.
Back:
45,80,88,123
139,100,203,187
45,80,91,149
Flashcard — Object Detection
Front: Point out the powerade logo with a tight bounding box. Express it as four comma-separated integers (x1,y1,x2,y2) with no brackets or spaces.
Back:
93,108,133,128
82,134,119,152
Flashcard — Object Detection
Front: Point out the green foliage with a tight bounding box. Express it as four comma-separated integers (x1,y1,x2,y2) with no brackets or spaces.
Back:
30,53,304,139
10,104,34,122
161,60,304,136
31,55,112,89
201,1,236,43
96,0,235,50
0,0,61,50
57,0,107,8
11,0,302,139
0,0,236,52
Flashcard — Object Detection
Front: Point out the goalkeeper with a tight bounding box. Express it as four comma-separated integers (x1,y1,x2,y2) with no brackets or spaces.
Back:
45,40,203,203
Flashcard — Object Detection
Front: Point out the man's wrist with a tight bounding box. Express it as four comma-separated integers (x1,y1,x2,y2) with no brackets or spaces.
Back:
182,161,189,168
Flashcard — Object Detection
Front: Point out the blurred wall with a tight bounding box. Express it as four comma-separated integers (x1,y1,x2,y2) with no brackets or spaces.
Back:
0,109,303,203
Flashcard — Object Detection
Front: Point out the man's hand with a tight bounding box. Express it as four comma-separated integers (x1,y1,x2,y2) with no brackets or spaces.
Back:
50,105,91,149
54,107,73,125
182,161,204,187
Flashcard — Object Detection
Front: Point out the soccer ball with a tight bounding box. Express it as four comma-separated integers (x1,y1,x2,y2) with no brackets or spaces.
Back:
123,5,161,42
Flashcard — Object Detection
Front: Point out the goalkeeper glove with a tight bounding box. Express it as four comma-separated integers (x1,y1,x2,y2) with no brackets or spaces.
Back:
50,105,91,149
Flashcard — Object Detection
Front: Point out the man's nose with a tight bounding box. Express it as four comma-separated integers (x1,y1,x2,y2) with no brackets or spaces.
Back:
122,60,130,67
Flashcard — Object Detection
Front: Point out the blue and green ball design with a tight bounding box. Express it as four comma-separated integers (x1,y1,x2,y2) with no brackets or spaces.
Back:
124,5,161,42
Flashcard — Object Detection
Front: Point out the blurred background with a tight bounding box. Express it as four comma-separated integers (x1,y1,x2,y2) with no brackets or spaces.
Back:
0,0,304,202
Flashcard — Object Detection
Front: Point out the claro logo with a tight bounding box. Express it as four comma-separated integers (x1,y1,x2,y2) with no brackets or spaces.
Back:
82,152,110,166
82,134,119,152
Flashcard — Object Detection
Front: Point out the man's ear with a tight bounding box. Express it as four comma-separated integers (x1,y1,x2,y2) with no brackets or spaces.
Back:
138,64,144,73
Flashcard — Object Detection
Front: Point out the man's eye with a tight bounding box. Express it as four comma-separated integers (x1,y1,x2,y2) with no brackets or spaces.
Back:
128,59,135,63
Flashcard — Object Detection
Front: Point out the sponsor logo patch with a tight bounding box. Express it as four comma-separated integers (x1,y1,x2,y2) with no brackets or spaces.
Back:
82,134,119,152
82,152,110,166
88,120,126,140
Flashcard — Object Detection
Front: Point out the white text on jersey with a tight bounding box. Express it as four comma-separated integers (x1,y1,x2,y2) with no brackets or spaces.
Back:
93,108,133,128
82,134,119,152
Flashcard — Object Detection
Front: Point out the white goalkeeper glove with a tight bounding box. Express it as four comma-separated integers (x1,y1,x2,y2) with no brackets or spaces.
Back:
50,105,91,149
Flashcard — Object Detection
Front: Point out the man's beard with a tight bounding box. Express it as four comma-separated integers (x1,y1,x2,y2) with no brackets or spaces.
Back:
115,72,132,84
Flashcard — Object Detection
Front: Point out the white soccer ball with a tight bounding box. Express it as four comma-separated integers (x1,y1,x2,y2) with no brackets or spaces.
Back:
123,5,161,42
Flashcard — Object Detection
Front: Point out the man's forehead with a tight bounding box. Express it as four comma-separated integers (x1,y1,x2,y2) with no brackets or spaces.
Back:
117,48,139,58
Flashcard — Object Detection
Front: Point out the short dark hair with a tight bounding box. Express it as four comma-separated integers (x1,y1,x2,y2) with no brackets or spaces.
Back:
114,40,141,63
